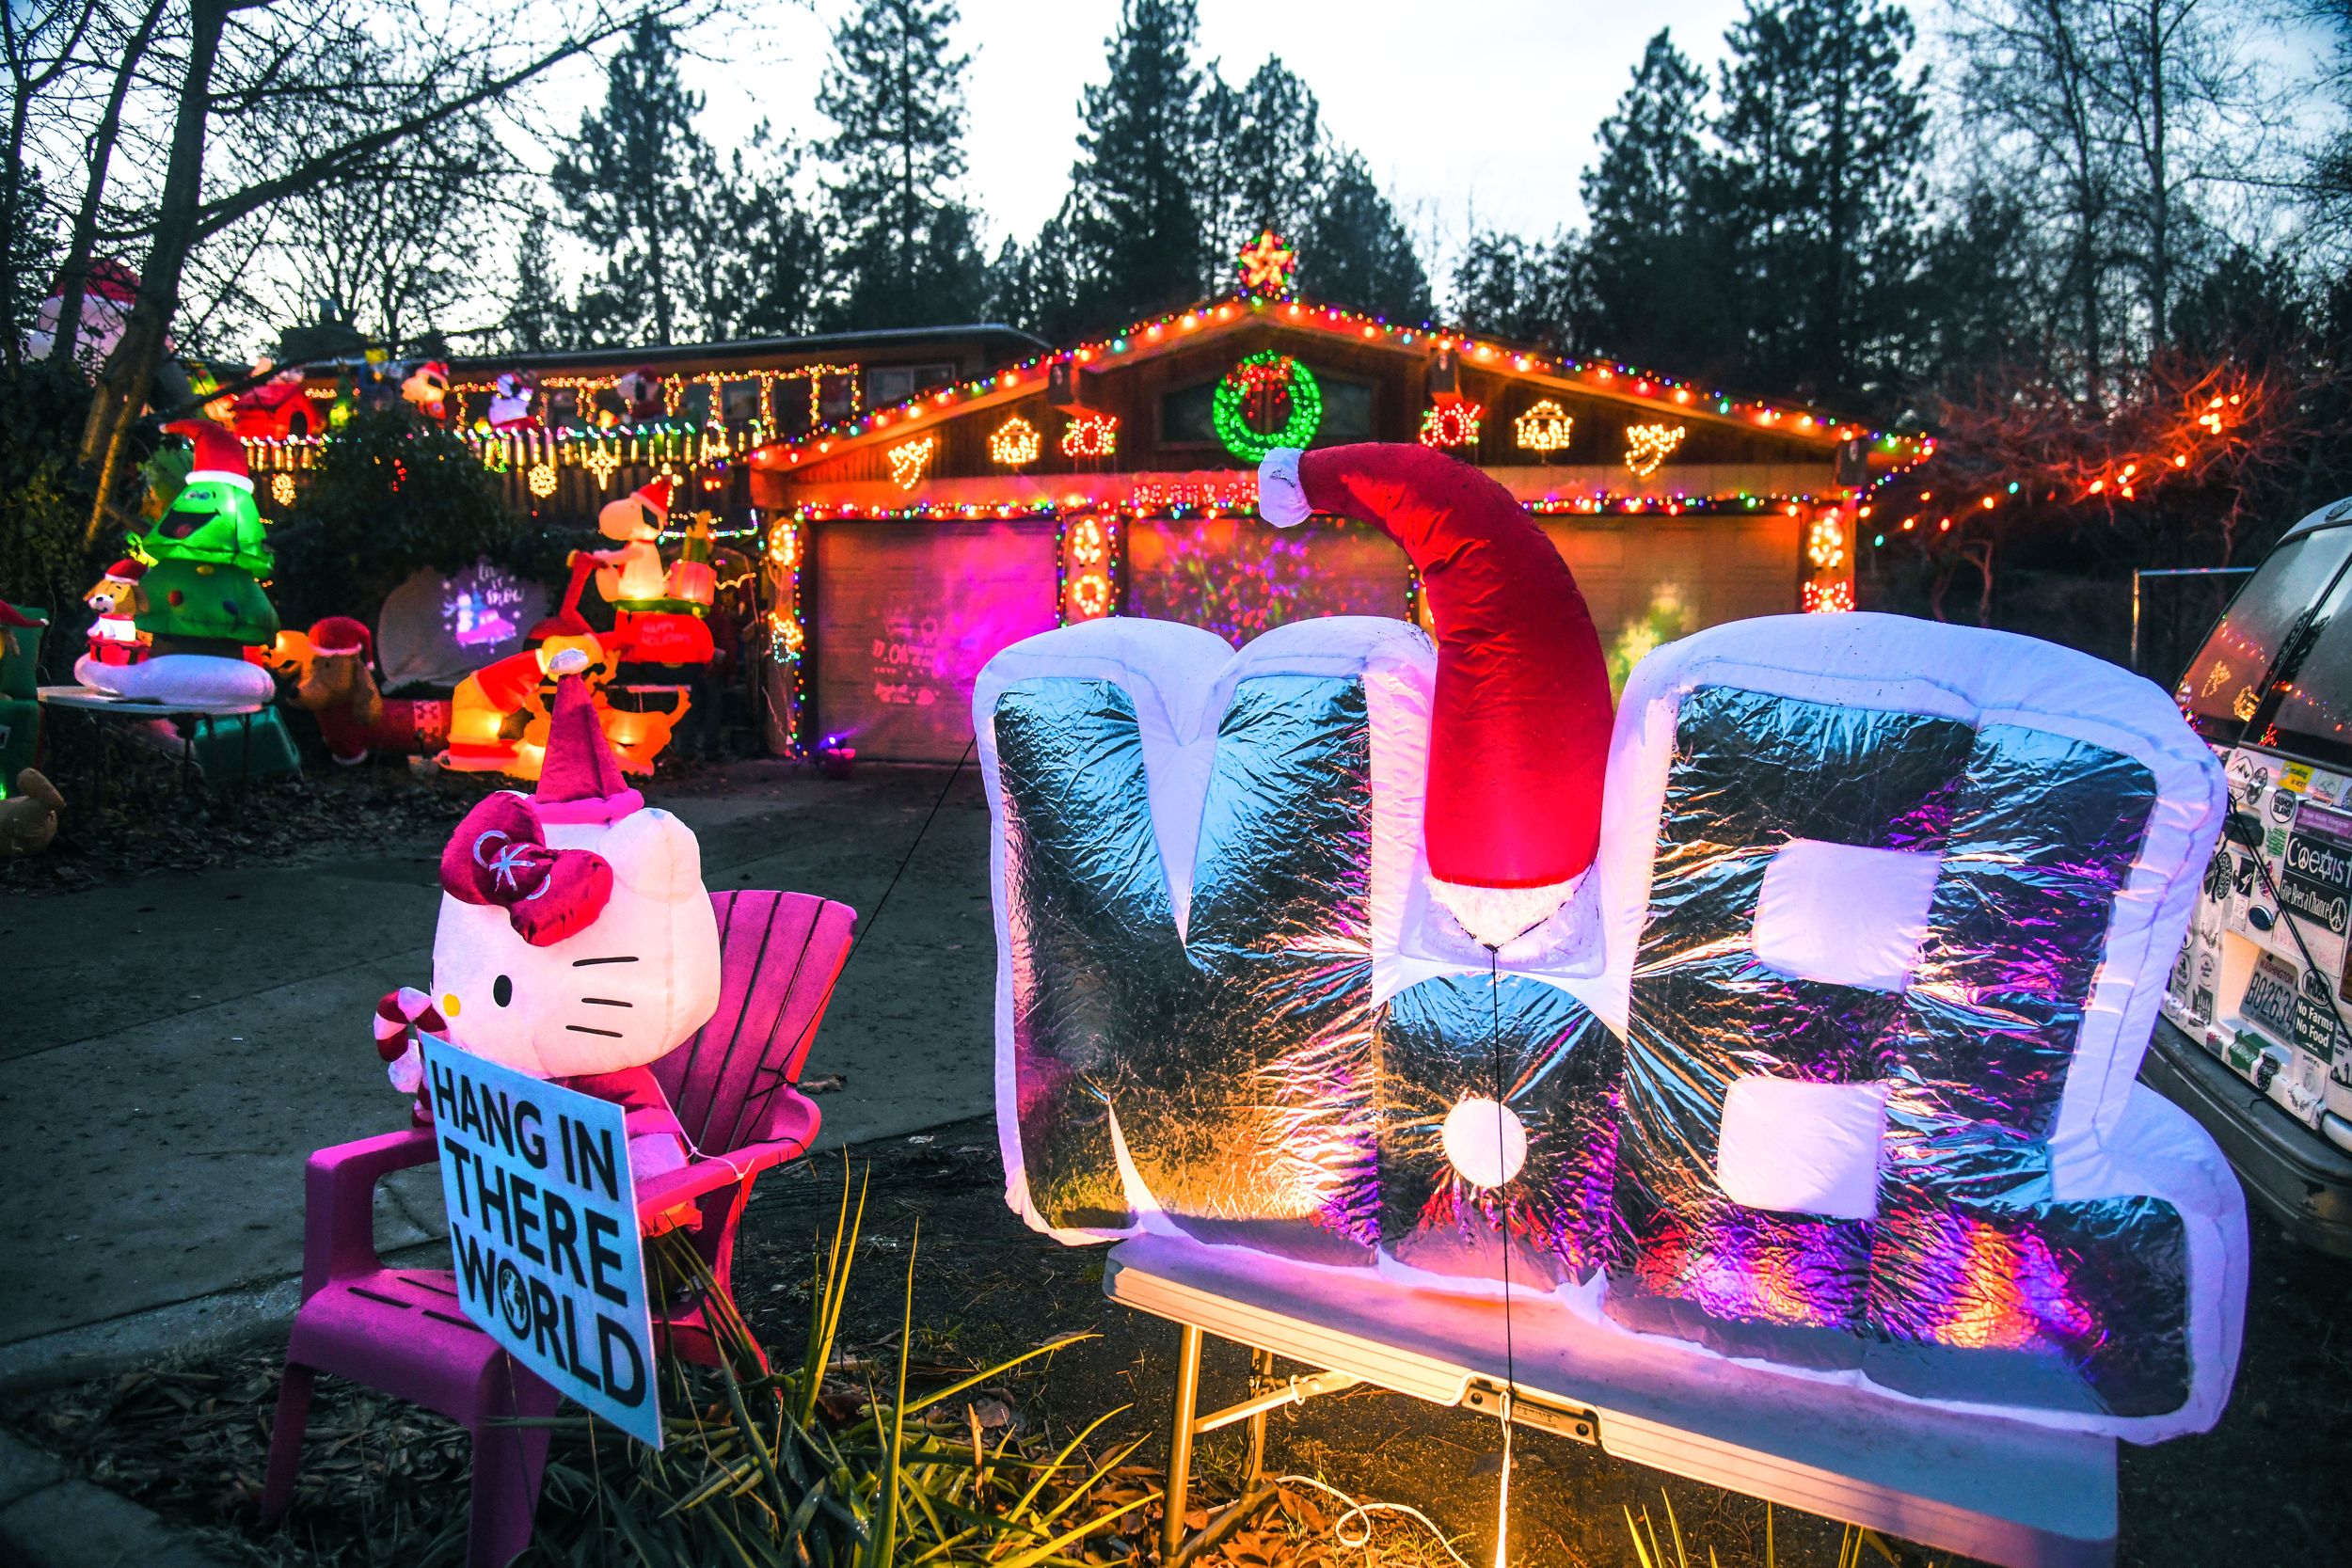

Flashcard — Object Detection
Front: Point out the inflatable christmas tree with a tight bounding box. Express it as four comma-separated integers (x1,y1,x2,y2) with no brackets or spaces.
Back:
76,420,278,705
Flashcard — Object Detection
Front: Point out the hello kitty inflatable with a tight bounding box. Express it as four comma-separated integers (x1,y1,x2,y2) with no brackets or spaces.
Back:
376,660,720,1183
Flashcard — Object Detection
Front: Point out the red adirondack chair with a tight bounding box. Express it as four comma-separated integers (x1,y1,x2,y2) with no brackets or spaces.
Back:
261,890,856,1568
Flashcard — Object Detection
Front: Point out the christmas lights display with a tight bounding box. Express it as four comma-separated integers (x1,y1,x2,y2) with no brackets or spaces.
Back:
1419,402,1482,450
1513,400,1574,454
269,472,297,507
1866,367,2256,553
1801,579,1855,613
989,414,1042,467
745,285,1922,488
1625,421,1687,478
1806,509,1848,572
526,462,559,499
1060,412,1120,459
1213,351,1322,462
582,442,623,488
887,435,938,491
1236,230,1298,297
1058,515,1119,624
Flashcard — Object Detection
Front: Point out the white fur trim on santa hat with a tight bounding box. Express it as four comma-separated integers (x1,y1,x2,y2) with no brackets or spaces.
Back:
1257,448,1311,528
1428,875,1577,949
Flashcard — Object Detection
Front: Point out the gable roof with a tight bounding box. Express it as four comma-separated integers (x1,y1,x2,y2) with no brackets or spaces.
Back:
747,290,1925,484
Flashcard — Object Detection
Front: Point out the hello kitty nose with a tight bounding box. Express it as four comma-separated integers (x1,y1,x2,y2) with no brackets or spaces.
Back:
442,992,461,1018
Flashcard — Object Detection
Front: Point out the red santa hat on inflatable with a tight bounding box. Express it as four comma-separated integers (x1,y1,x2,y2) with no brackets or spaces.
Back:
597,476,674,542
534,648,644,824
1259,443,1613,945
102,557,146,586
165,420,255,492
308,614,373,662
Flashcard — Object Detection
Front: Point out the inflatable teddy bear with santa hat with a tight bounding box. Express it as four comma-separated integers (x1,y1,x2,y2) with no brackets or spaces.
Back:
376,652,720,1186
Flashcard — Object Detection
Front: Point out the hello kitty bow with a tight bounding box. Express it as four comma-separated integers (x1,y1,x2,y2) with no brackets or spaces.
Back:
439,793,612,945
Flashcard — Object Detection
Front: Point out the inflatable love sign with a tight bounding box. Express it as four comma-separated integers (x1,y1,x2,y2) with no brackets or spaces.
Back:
975,445,2243,1442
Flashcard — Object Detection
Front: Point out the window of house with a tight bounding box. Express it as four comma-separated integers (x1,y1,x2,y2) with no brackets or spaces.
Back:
1162,381,1217,444
720,380,761,425
866,362,957,408
1160,369,1374,446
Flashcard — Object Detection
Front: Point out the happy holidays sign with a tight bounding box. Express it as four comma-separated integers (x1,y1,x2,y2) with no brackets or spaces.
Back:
422,1040,662,1447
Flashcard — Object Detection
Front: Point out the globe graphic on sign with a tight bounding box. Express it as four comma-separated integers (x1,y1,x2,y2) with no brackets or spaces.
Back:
496,1259,532,1337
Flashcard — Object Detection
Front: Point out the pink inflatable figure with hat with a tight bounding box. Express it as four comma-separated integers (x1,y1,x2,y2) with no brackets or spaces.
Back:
375,664,721,1200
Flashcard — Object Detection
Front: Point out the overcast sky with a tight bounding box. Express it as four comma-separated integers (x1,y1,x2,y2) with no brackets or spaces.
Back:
657,0,1759,261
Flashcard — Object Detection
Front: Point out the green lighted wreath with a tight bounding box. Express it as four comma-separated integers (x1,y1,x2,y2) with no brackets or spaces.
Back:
1213,351,1322,462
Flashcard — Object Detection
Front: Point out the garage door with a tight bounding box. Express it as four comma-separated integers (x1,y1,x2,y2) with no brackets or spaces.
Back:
1539,515,1799,686
813,519,1058,762
1127,515,1409,644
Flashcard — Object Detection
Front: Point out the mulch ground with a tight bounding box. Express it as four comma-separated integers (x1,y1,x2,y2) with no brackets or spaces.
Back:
1,734,768,896
8,1124,2345,1568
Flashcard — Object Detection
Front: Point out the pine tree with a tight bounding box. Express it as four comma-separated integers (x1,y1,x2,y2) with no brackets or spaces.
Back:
1448,231,1585,346
1198,58,1324,288
1067,0,1208,329
1709,0,1930,406
708,130,830,339
548,17,714,347
817,0,987,329
1581,30,1730,374
986,209,1087,341
1302,151,1431,321
505,209,570,352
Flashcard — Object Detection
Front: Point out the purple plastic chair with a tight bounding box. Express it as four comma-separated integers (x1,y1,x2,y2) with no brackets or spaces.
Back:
260,890,857,1567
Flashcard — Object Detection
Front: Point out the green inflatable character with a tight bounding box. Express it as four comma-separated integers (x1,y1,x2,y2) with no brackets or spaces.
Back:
79,420,280,706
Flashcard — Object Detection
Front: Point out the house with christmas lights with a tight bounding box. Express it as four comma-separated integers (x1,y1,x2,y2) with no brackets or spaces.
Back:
240,324,1046,521
233,236,1922,765
746,235,1923,761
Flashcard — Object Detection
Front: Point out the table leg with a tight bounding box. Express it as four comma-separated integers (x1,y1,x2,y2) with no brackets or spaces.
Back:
1163,1323,1203,1563
88,710,106,818
237,711,252,818
1244,1346,1274,1485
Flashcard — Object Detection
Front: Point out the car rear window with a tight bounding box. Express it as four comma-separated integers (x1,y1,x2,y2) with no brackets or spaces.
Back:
2262,558,2352,765
2177,527,2352,744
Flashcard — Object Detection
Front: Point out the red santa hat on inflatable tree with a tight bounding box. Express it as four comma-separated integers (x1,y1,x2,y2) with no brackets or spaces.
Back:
166,420,255,491
534,648,644,824
1259,442,1613,946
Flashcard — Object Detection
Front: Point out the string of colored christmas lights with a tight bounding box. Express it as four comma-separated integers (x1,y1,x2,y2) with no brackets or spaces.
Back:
744,239,1926,471
787,486,1852,526
1862,384,2246,549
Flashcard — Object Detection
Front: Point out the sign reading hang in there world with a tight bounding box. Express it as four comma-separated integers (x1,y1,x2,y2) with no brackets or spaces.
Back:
421,1039,661,1447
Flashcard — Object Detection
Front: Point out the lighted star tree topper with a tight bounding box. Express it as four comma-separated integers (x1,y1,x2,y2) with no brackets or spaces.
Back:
1236,230,1298,298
